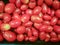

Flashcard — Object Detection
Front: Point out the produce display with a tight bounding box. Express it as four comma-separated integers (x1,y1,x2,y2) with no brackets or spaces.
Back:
0,0,60,42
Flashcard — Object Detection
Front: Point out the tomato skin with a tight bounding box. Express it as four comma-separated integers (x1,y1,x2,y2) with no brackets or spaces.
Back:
1,23,11,31
43,14,52,21
42,3,48,14
26,9,33,16
33,6,42,15
21,0,29,4
21,14,30,23
39,32,46,40
0,1,5,13
34,23,42,29
54,25,60,34
50,38,59,42
9,0,16,3
45,0,53,6
0,0,60,42
32,27,38,37
3,13,11,23
23,21,33,27
31,15,43,23
43,21,50,25
39,25,48,32
24,35,29,41
50,31,57,38
26,27,32,37
20,5,28,11
14,8,21,14
45,34,50,42
9,20,21,28
5,3,15,14
17,34,24,42
45,26,53,33
3,31,16,42
53,0,60,9
50,17,58,25
29,36,37,42
15,0,21,8
57,20,60,25
37,0,43,6
28,1,36,9
55,9,60,18
12,13,21,21
58,34,60,41
15,26,26,34
0,34,4,41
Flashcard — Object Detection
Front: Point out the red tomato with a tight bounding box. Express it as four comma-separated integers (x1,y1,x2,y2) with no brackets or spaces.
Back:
3,31,16,42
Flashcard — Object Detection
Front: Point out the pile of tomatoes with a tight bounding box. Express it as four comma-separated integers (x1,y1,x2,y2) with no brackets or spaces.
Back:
0,0,60,42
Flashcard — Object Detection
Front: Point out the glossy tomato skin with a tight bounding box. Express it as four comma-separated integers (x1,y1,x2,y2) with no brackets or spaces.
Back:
21,14,30,23
43,14,52,21
5,3,15,14
50,31,57,38
54,25,60,34
37,0,43,6
42,3,48,14
20,4,28,11
57,20,60,25
0,13,4,19
50,10,55,17
1,23,11,31
0,0,60,42
14,8,21,14
21,0,29,4
34,23,42,29
0,20,2,30
9,0,16,3
0,1,5,13
33,6,42,15
26,27,32,37
58,34,60,41
30,0,35,2
38,12,43,18
9,20,21,28
47,8,51,15
55,9,60,18
43,21,50,25
32,27,38,37
25,9,33,16
23,21,33,27
24,35,29,41
53,0,60,9
39,25,48,32
29,36,37,42
17,34,24,42
50,17,58,25
0,20,2,25
45,0,53,6
0,34,4,42
12,13,21,21
15,26,26,34
15,0,21,8
28,1,36,9
39,32,46,40
45,26,53,33
31,15,43,23
50,38,59,42
3,13,11,23
3,31,16,42
45,33,50,42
